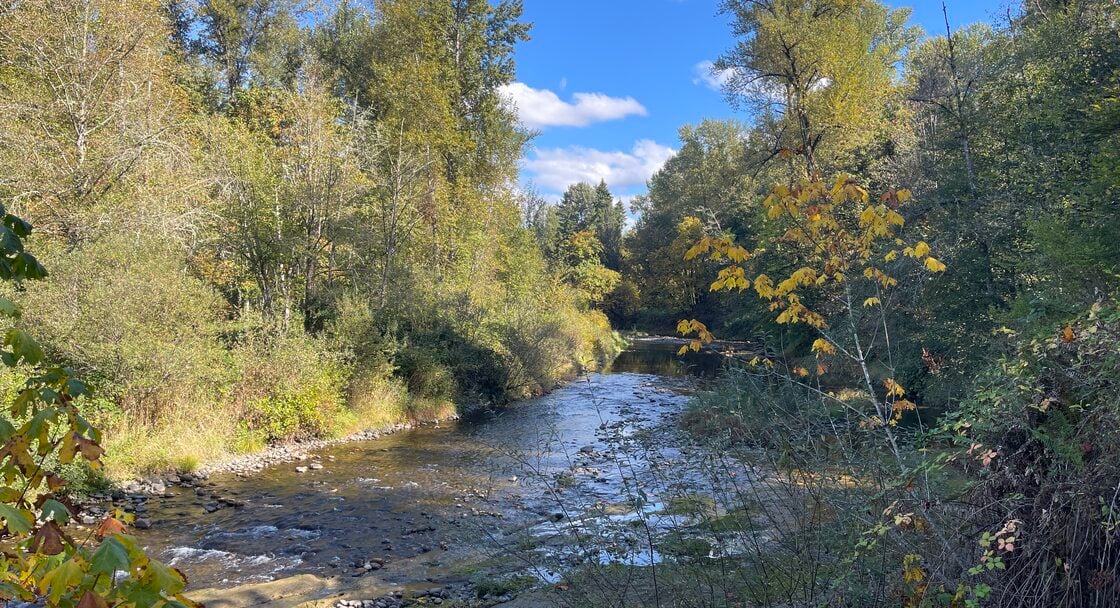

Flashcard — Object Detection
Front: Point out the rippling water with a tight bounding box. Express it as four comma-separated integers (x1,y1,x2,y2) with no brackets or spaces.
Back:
131,339,722,590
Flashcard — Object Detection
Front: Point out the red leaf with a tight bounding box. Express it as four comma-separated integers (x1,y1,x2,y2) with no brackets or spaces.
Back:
96,516,127,540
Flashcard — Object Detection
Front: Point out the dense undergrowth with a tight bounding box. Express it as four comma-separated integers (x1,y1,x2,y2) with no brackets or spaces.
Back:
0,0,622,481
675,305,1120,607
0,282,618,479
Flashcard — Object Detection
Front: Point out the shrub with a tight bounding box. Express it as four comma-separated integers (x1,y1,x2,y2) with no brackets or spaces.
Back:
231,332,348,442
15,233,228,423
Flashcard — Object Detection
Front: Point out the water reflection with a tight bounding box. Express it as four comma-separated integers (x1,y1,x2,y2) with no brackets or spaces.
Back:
606,338,725,378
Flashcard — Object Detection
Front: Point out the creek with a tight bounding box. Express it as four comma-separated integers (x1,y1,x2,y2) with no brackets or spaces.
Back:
129,339,723,603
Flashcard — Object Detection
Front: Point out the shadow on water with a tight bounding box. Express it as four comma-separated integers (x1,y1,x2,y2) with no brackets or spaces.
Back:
606,339,725,378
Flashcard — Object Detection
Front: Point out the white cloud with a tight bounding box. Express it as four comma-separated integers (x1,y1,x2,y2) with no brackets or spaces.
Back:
500,82,648,129
524,140,676,192
692,59,738,91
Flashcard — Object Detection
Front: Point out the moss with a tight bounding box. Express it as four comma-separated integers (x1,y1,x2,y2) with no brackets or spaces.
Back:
662,494,718,517
660,537,713,559
472,574,537,598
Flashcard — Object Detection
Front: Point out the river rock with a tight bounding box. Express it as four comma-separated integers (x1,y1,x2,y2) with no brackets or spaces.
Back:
295,466,309,473
309,462,324,470
134,518,152,529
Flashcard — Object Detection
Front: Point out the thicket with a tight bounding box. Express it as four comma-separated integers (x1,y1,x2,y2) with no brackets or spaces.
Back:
622,0,1120,605
0,0,617,479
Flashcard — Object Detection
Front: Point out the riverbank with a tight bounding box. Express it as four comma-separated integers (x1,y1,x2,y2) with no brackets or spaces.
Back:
111,420,448,496
105,333,626,491
88,325,624,483
116,343,713,606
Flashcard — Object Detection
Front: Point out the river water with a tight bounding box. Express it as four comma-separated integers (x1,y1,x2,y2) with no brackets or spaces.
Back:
131,340,723,593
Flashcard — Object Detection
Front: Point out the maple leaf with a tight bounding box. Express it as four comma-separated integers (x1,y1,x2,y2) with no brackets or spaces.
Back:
96,516,127,541
30,521,66,555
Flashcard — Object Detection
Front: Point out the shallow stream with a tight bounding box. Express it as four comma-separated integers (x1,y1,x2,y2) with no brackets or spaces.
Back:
130,339,723,593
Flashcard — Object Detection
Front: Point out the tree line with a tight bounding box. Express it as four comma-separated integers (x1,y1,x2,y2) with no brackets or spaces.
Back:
0,0,618,476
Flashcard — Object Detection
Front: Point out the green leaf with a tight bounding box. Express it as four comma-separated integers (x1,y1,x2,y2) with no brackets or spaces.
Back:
4,329,44,366
0,504,34,534
41,499,71,524
142,560,187,594
90,537,131,576
3,213,32,238
67,378,90,398
0,297,19,318
0,417,15,442
40,558,84,603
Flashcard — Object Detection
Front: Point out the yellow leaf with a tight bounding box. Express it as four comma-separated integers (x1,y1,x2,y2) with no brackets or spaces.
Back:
912,241,931,259
893,399,918,412
884,250,898,262
811,338,836,356
896,189,912,203
793,366,809,377
684,238,708,261
677,345,689,356
727,245,751,263
885,379,905,398
863,297,881,307
923,257,946,272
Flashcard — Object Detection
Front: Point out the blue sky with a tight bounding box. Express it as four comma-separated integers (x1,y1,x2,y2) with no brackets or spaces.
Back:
507,0,1013,204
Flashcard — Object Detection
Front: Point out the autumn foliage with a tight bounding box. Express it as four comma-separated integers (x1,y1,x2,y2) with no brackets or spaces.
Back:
0,206,195,605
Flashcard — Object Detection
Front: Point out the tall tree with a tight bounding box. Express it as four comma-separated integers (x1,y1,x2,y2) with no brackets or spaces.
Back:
555,182,601,240
715,0,917,176
0,0,186,247
194,0,305,96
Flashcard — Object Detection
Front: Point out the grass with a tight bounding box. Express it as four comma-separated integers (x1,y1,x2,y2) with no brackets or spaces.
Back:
100,374,458,480
102,405,238,479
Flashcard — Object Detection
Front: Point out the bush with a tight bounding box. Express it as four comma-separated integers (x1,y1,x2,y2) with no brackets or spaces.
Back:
15,233,228,423
947,305,1120,607
231,332,348,442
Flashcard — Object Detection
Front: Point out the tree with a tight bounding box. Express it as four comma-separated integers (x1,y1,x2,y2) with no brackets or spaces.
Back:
193,0,306,96
555,182,601,240
0,0,186,247
203,81,362,330
626,120,761,325
593,181,625,271
715,0,917,175
311,0,379,108
0,204,194,605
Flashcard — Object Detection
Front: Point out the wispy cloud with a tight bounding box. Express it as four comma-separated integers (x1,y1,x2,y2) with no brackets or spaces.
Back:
523,140,676,192
500,82,648,129
692,59,738,91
